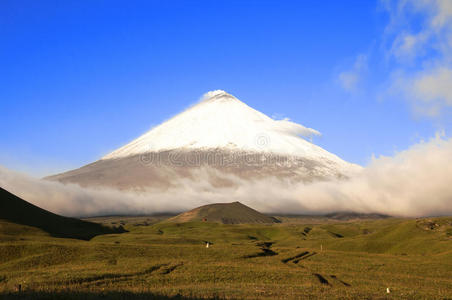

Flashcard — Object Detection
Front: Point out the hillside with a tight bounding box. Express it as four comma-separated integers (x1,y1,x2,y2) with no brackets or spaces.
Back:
0,187,125,240
1,213,451,298
168,201,280,224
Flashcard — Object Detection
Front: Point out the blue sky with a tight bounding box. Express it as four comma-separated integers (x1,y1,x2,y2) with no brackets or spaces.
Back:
1,0,451,176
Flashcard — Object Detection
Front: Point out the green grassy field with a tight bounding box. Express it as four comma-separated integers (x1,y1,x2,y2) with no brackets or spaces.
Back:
0,215,451,299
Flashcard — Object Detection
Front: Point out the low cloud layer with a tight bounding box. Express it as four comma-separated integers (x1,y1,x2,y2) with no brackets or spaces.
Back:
1,134,452,218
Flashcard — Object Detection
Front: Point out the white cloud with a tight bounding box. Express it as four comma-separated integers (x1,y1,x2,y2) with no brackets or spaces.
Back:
338,54,368,92
390,31,429,60
273,118,321,138
383,0,452,115
412,66,452,107
431,0,452,28
1,133,451,218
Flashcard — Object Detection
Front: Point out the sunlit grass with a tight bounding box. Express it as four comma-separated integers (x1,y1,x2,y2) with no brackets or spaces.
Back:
0,217,451,299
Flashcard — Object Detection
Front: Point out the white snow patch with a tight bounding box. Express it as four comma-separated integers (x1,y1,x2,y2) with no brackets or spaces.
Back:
102,90,359,173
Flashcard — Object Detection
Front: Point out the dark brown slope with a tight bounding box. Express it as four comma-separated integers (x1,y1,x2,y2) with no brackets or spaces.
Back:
44,150,337,190
0,187,126,240
169,201,280,224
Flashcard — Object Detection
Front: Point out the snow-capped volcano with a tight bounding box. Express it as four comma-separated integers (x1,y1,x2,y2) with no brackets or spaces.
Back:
103,90,324,160
47,91,360,189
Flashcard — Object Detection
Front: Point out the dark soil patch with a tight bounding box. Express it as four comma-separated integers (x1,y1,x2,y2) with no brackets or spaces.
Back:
330,275,351,286
244,242,278,258
256,242,273,248
244,248,278,258
328,232,344,238
294,252,317,262
133,222,150,227
281,251,309,263
160,263,183,275
313,273,330,285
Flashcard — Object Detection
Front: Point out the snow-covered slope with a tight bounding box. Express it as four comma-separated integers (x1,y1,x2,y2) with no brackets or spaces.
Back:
103,90,354,170
47,90,361,189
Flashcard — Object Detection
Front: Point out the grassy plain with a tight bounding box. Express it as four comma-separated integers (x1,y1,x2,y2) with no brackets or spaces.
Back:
0,215,451,299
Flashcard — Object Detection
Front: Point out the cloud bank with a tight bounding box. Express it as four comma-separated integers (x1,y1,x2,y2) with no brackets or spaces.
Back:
1,134,451,218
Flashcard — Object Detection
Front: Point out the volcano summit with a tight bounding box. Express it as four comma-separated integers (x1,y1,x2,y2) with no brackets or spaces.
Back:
47,91,360,189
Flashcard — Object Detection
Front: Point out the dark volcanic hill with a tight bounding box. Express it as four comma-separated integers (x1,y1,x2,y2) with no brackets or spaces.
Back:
168,201,280,224
0,187,126,240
